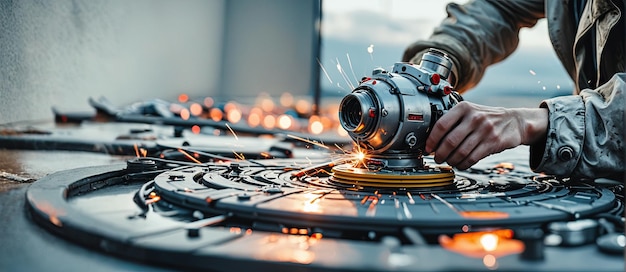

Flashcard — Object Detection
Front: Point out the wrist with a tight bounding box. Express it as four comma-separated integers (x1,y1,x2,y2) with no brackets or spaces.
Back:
518,108,549,145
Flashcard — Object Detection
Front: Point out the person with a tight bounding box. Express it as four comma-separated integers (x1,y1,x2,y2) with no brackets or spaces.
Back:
403,0,624,179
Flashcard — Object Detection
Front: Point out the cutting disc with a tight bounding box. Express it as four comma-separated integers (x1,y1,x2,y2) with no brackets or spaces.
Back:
331,163,455,188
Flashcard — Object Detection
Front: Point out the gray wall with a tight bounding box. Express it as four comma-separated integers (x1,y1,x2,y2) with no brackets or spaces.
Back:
219,0,318,100
0,0,319,124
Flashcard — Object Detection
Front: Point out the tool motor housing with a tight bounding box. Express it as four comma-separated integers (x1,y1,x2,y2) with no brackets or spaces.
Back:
339,49,461,169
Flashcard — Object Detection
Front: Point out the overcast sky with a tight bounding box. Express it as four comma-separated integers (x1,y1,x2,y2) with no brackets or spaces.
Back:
322,0,552,48
320,0,572,102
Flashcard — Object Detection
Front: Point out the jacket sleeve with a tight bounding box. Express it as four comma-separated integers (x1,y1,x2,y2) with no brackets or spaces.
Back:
530,73,625,180
402,0,545,92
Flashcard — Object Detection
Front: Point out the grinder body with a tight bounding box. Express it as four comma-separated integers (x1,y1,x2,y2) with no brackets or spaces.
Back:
338,49,461,169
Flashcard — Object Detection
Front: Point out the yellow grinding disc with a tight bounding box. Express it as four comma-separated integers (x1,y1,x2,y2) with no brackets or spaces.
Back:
331,164,455,188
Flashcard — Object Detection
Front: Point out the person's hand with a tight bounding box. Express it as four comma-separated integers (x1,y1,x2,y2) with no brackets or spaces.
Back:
425,101,548,170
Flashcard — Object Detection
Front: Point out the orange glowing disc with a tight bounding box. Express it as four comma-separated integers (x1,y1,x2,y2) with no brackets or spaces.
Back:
331,164,455,188
458,211,510,220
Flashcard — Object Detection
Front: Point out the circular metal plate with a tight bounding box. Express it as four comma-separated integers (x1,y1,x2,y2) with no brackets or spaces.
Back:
26,158,618,271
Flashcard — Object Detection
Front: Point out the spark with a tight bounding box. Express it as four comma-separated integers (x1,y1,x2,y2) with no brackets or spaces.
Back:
133,143,140,157
317,58,333,84
529,69,536,76
292,158,351,178
334,143,350,154
480,233,499,252
225,123,239,141
232,150,246,161
406,192,415,204
402,202,413,219
366,196,379,216
351,144,370,169
346,53,359,85
334,57,356,90
145,196,161,205
178,148,203,164
287,134,329,149
431,193,460,213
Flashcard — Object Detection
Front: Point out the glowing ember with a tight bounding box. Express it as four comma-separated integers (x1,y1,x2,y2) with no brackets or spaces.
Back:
191,125,201,134
483,254,498,270
260,97,275,112
189,103,203,116
277,115,292,130
209,108,223,122
145,196,161,205
133,143,140,157
280,93,294,107
309,116,324,134
295,99,311,115
263,115,276,129
480,233,499,252
227,109,242,124
310,121,323,134
224,102,236,113
458,211,509,219
180,109,191,120
439,229,523,259
203,97,214,108
248,112,261,127
178,93,189,103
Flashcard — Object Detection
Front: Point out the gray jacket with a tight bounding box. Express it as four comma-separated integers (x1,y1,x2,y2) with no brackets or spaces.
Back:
403,0,624,179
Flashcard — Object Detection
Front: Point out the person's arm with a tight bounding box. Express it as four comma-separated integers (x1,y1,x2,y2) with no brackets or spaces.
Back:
426,74,625,179
425,102,548,170
530,74,626,180
403,0,545,92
